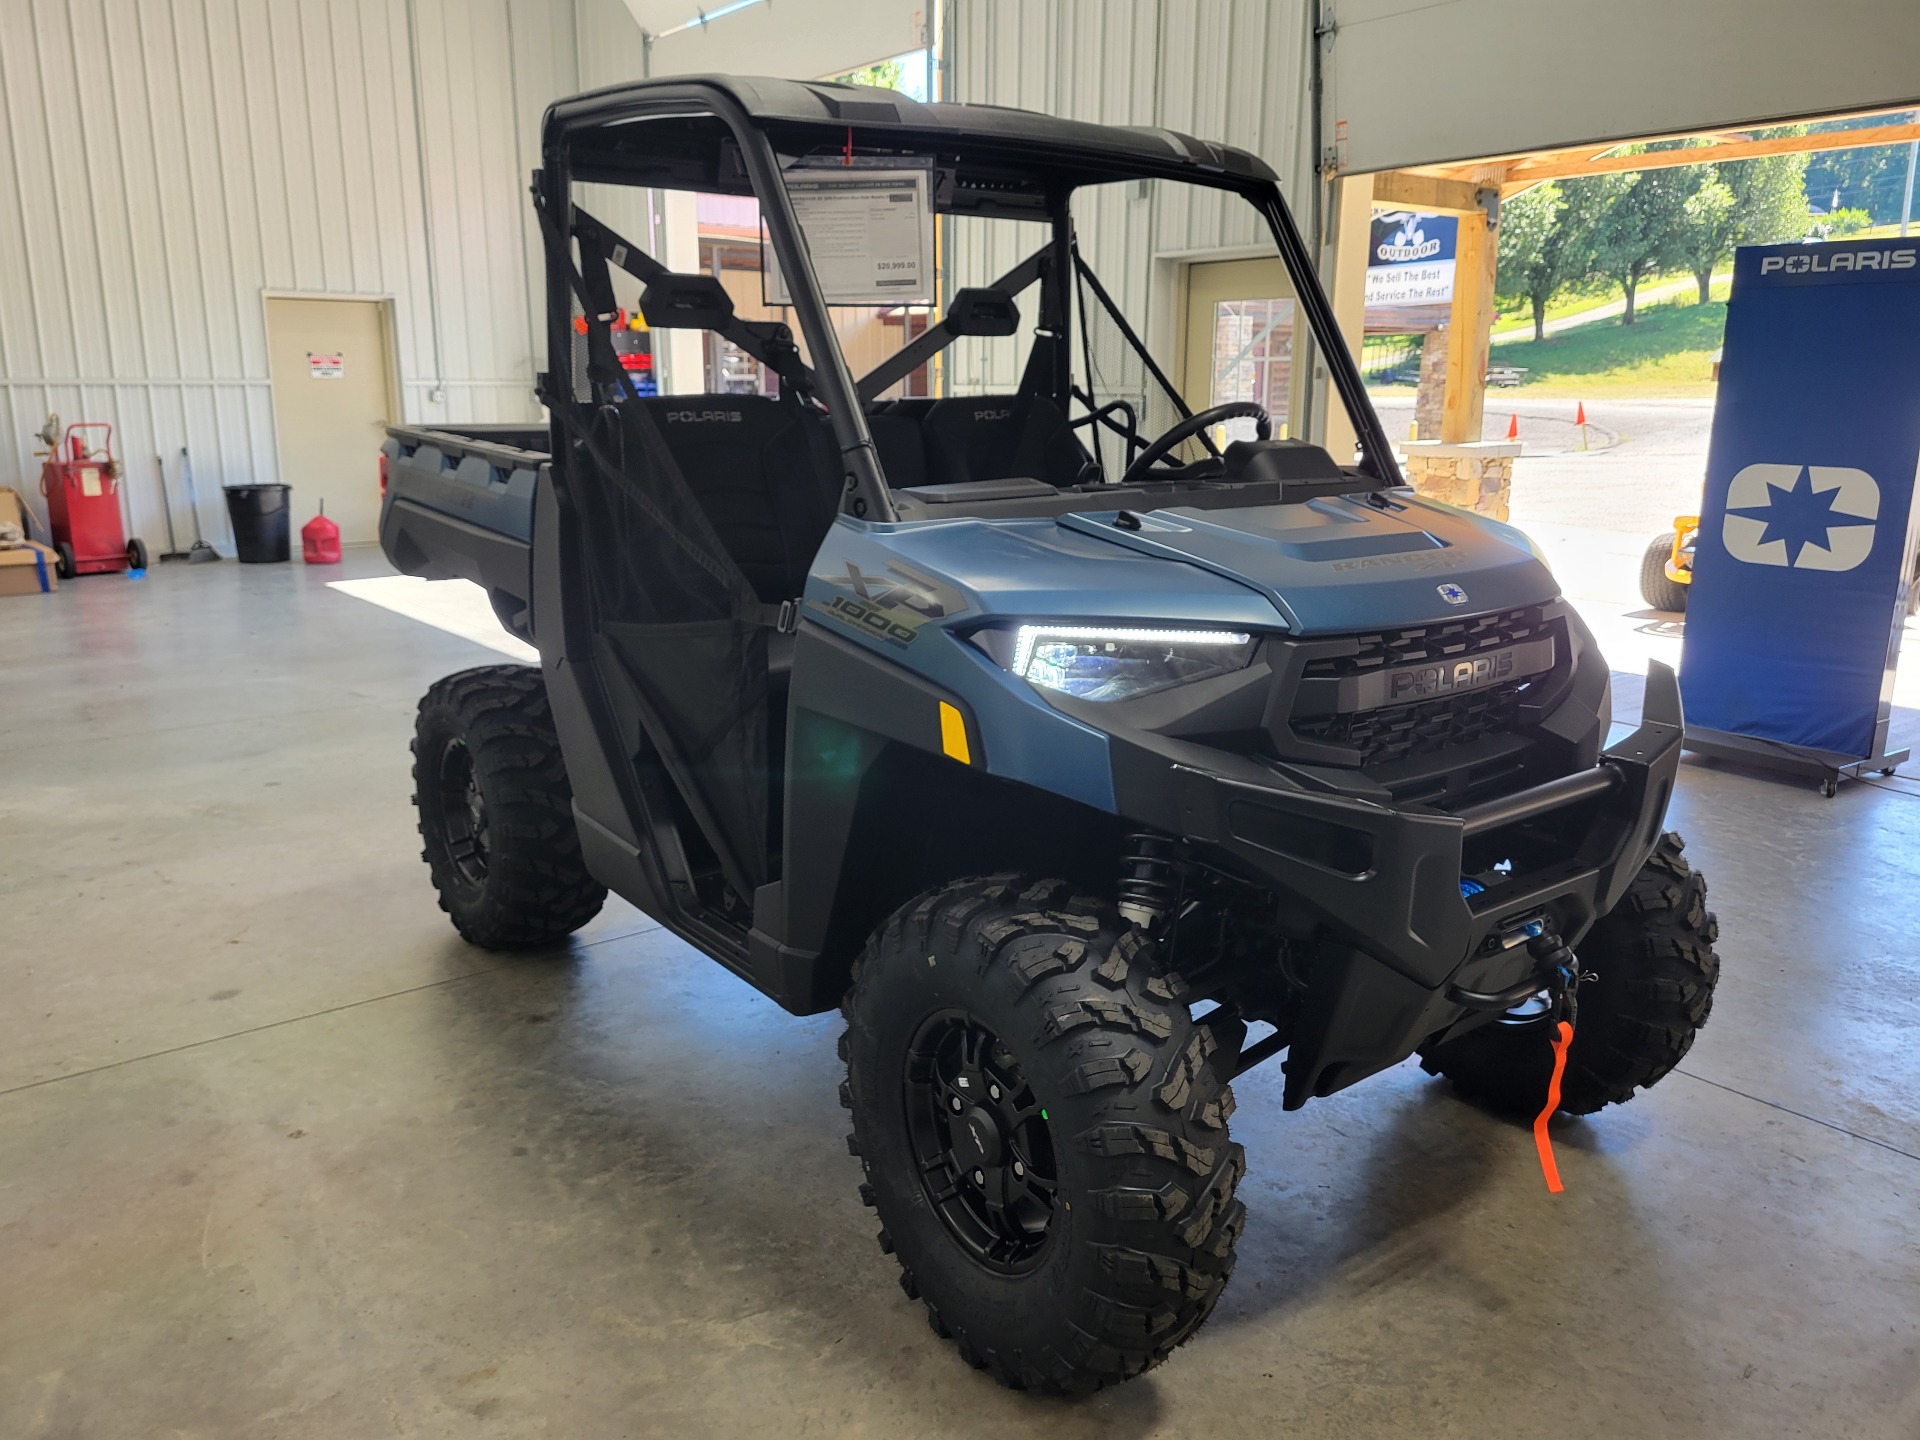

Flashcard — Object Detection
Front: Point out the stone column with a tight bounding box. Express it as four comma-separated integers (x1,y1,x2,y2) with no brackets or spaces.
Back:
1399,440,1522,521
1414,327,1448,440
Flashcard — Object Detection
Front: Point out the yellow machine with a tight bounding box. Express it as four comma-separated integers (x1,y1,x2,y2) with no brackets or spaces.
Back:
1643,514,1920,616
1639,515,1697,613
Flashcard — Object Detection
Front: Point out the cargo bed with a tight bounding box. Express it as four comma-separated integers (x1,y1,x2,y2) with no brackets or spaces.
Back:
378,423,548,642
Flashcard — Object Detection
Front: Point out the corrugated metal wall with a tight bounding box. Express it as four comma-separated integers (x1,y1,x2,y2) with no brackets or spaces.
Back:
0,0,1324,542
946,0,1317,403
0,0,588,546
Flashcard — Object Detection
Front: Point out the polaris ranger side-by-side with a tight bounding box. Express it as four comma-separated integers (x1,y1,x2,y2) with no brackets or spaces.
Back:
380,76,1720,1393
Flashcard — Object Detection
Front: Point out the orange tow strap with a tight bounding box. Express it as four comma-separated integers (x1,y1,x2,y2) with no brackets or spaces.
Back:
1533,1020,1575,1193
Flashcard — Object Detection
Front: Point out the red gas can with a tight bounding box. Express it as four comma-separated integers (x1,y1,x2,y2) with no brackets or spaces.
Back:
301,500,342,564
39,420,145,577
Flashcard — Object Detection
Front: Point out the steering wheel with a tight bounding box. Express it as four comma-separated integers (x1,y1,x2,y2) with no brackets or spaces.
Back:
1120,402,1271,486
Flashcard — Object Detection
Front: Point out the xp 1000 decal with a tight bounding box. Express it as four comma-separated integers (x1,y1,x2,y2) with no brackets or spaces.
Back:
815,561,953,647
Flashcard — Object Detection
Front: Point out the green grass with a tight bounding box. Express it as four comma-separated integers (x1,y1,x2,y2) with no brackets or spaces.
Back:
1493,287,1625,335
1490,290,1729,397
1491,271,1730,337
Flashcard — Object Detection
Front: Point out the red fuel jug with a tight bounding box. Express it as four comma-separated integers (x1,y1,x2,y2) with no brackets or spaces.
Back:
301,500,342,564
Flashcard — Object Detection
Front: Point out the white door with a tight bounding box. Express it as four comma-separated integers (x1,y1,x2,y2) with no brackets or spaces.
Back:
264,297,395,544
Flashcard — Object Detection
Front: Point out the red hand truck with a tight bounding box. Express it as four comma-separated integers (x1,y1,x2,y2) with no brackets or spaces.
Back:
38,420,146,577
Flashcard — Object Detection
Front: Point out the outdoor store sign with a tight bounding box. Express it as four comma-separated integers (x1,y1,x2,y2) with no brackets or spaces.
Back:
765,167,934,307
1679,237,1920,774
1364,212,1457,307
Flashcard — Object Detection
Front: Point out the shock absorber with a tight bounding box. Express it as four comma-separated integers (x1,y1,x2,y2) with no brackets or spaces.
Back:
1117,832,1180,930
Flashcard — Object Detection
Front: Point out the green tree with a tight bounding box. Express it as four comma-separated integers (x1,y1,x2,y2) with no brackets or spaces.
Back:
1496,174,1628,339
1804,113,1920,222
1591,158,1702,324
1496,184,1565,341
834,57,906,91
1677,175,1738,305
1676,151,1810,303
1821,207,1874,237
1497,175,1620,341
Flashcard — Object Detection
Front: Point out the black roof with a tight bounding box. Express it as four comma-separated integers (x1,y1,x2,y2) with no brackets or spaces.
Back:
546,74,1278,189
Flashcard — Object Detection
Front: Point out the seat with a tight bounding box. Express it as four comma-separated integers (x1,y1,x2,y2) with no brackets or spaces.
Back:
630,395,839,605
919,393,1090,489
866,408,929,491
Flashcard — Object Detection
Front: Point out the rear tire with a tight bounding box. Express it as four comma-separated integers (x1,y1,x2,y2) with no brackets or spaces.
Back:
1639,534,1688,613
127,537,148,571
411,665,606,948
55,541,75,579
1419,832,1719,1116
841,876,1244,1394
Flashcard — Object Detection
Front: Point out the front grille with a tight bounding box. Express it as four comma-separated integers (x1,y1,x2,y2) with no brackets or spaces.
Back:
1288,605,1556,767
1292,680,1529,765
1301,605,1550,681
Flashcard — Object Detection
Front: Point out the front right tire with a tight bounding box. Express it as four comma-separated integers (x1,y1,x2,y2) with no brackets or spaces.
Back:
1420,831,1719,1115
840,876,1245,1394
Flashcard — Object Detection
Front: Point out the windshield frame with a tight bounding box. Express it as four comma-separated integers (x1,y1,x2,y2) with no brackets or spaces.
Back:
540,81,1402,521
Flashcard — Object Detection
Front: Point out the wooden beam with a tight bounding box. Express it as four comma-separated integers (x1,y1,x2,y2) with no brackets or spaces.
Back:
1440,210,1496,446
1503,122,1920,185
1370,171,1485,216
1390,102,1920,185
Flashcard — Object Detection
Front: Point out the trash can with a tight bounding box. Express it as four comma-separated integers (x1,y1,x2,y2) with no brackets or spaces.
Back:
222,484,292,564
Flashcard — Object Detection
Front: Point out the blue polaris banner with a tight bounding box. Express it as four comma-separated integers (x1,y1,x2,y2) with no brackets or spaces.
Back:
1679,238,1920,759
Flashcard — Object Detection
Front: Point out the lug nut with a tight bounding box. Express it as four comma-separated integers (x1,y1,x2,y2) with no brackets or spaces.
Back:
1012,1160,1024,1177
989,1084,1001,1101
973,1169,986,1186
950,1097,963,1113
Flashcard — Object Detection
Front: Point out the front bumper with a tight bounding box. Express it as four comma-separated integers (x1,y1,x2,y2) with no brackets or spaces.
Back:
1107,662,1686,1108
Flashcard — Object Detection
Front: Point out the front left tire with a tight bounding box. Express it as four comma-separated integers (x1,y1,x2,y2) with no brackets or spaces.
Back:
840,876,1245,1394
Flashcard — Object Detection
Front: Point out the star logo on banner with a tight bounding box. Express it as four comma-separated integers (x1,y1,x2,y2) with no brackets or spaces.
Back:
1721,464,1879,572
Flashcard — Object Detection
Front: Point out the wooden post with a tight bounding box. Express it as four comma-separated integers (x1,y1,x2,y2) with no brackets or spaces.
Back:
1440,205,1496,444
1320,174,1374,465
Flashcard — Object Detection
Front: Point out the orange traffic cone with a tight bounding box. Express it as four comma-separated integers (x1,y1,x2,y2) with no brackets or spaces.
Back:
1506,413,1519,441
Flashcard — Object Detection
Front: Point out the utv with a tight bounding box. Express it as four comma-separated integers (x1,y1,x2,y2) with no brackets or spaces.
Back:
381,76,1720,1393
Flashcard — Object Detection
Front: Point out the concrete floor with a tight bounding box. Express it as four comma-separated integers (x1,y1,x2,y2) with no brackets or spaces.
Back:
4,548,1918,1439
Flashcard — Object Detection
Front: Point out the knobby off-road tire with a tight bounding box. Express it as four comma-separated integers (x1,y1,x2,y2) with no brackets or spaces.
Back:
412,665,606,949
840,876,1245,1394
1639,534,1689,613
1420,831,1719,1116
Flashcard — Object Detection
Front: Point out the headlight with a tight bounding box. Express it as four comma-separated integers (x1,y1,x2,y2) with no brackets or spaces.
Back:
985,624,1258,702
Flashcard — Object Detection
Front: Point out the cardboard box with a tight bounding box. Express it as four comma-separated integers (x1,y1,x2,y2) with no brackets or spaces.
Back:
0,540,59,596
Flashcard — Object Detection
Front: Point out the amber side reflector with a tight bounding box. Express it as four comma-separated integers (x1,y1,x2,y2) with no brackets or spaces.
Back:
938,701,971,765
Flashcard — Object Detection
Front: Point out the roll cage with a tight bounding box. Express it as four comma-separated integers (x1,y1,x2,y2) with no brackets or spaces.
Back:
532,74,1403,516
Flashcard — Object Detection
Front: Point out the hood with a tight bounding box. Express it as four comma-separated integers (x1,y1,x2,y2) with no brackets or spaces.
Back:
1056,494,1559,634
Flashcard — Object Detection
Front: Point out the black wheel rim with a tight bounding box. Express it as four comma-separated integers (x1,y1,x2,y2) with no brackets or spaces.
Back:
436,738,489,886
903,1011,1058,1275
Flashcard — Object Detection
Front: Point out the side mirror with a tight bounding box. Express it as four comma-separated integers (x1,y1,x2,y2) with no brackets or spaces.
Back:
944,287,1020,337
640,273,736,330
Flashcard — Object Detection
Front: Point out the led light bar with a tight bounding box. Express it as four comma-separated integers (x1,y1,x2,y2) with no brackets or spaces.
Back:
1010,625,1253,676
